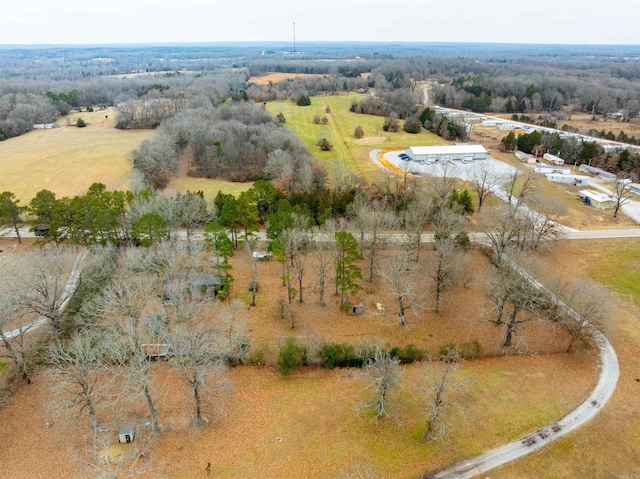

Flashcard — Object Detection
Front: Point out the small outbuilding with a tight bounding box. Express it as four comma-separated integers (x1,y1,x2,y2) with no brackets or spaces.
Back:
119,425,135,444
348,300,365,315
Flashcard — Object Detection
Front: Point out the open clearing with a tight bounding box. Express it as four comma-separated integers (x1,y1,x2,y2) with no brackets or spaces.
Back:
0,108,250,203
248,72,330,85
0,108,152,203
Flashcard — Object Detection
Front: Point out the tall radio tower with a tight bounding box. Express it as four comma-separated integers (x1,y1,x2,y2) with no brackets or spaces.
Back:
293,22,296,54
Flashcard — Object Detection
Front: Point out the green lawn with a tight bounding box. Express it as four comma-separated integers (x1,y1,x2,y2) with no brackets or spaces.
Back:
584,239,640,304
266,95,445,182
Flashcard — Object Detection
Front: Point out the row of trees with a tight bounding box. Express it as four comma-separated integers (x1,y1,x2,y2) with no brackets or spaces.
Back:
501,129,640,176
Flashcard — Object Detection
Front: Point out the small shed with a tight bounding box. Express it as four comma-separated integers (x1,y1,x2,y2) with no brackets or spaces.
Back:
119,425,134,443
349,300,365,315
252,251,272,261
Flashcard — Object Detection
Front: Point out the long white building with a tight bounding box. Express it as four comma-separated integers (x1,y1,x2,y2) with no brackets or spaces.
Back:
405,144,488,162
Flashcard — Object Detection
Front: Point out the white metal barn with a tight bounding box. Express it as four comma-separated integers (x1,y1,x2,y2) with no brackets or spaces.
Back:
405,145,488,163
546,174,589,186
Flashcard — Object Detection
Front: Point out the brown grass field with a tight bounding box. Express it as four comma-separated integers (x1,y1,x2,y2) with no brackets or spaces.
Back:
0,108,254,204
248,73,331,85
0,246,606,479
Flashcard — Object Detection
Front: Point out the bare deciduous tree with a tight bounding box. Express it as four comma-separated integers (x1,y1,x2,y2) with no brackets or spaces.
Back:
349,198,397,283
470,162,500,212
169,294,231,427
357,350,402,421
559,279,612,352
611,177,635,219
483,204,525,265
518,195,567,250
98,276,162,433
504,169,537,205
485,259,546,349
380,250,425,327
8,245,87,335
0,294,37,384
48,330,112,462
427,239,463,313
311,230,333,307
420,353,465,442
401,195,431,262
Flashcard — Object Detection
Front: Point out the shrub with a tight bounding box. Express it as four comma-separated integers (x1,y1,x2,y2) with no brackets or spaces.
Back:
275,112,286,123
86,106,94,112
319,343,363,369
278,336,307,375
316,137,332,151
403,118,421,134
454,232,471,250
395,344,424,363
439,343,457,359
354,125,364,139
296,95,311,106
458,340,481,359
313,114,321,124
325,105,331,114
383,117,399,132
76,117,86,128
321,116,328,125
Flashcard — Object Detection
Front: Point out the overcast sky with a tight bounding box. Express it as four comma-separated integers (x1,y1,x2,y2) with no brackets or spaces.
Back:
1,0,639,45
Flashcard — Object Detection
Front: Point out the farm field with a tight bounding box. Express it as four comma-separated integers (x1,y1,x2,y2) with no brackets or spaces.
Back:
0,108,152,203
265,95,446,182
0,246,601,479
0,108,248,204
248,72,330,85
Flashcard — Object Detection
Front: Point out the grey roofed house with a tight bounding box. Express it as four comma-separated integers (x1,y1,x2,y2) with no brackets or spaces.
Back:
190,274,225,295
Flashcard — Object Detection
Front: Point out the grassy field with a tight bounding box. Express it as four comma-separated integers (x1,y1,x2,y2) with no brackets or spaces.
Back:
487,239,640,478
0,108,251,203
0,108,152,203
265,95,445,182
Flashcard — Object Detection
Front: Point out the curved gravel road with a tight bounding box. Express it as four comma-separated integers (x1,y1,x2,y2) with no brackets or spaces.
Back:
423,259,620,479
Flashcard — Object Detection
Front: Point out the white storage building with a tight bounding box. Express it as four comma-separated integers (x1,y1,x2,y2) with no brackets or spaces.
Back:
405,145,488,163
